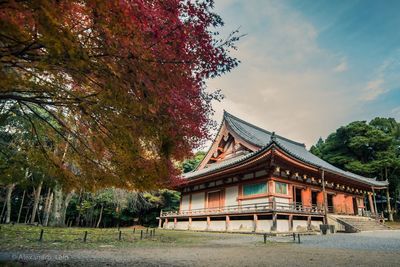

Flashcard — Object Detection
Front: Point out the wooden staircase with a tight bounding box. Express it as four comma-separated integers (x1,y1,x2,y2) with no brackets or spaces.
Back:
332,215,390,232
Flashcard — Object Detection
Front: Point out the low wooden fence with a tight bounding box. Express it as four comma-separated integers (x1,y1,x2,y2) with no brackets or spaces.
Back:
0,225,158,243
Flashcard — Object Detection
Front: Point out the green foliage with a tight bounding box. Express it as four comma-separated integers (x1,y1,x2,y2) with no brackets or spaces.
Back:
310,118,400,193
66,188,180,228
181,151,206,173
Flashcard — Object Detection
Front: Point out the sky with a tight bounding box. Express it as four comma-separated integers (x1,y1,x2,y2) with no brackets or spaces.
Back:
206,0,400,148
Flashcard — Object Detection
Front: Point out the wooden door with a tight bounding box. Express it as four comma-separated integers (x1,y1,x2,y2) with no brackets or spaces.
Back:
207,191,221,209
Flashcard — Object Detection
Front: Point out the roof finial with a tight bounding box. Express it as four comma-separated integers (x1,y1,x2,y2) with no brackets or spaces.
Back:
271,131,276,142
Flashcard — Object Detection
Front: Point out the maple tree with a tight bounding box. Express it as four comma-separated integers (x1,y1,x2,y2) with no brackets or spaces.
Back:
0,0,240,191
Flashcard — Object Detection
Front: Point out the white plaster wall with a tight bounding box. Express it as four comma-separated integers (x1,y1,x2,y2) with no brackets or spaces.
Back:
277,219,289,232
257,220,272,232
225,186,238,206
241,197,269,206
190,221,207,231
275,197,290,210
180,194,190,211
209,221,226,231
229,220,254,232
175,221,189,230
310,220,322,230
191,192,205,210
293,220,308,232
164,221,174,229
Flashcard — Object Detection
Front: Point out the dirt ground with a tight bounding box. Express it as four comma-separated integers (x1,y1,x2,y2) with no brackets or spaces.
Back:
1,230,400,266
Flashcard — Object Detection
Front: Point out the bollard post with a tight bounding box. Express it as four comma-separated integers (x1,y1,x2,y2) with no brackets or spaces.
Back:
263,234,267,244
297,234,301,244
293,232,296,242
140,230,143,240
83,231,88,243
119,230,122,241
39,229,44,241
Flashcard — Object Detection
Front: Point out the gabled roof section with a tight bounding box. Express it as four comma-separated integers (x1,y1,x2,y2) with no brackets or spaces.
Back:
223,111,305,148
184,111,388,187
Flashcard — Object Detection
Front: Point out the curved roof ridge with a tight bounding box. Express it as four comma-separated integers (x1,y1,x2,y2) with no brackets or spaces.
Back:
223,111,305,147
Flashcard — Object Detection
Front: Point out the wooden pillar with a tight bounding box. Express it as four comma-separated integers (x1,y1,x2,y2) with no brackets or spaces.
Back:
225,215,230,232
321,169,328,224
271,213,277,231
288,214,293,232
301,187,312,210
368,193,375,215
253,214,258,232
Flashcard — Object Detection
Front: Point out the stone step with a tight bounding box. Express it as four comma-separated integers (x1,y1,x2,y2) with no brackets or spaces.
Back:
335,216,390,232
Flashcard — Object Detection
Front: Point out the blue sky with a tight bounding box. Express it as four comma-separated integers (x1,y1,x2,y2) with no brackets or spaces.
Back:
207,0,400,147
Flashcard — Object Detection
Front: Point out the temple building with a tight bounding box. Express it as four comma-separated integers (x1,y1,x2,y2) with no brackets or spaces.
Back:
160,111,388,232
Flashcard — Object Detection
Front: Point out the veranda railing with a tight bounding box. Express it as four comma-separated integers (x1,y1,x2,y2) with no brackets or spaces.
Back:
161,201,324,217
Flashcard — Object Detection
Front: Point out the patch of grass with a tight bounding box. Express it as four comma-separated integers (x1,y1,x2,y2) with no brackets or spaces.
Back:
386,221,400,229
0,224,213,250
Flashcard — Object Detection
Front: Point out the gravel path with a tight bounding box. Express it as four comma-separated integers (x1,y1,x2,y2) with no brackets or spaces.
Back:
296,230,400,251
1,230,400,266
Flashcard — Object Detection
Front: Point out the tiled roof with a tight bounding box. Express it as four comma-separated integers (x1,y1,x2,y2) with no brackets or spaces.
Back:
183,111,388,187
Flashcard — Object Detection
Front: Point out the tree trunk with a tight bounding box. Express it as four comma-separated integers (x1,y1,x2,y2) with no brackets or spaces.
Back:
30,181,43,224
96,204,104,228
42,188,51,225
43,191,53,227
0,194,6,223
60,191,73,226
49,186,74,227
5,183,16,223
17,190,26,223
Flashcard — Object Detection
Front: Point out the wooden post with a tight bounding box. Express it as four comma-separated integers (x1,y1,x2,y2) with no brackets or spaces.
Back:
271,213,277,231
188,217,192,230
225,215,230,232
368,193,375,215
133,228,136,234
206,216,211,231
140,230,143,240
119,230,122,241
174,218,177,229
83,231,88,242
307,216,311,230
263,234,267,244
297,233,301,243
321,169,328,224
253,214,258,232
39,229,44,241
288,214,293,231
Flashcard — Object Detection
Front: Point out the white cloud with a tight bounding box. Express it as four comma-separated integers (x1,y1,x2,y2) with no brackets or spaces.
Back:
361,79,386,101
334,57,348,72
206,0,393,147
391,106,400,119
